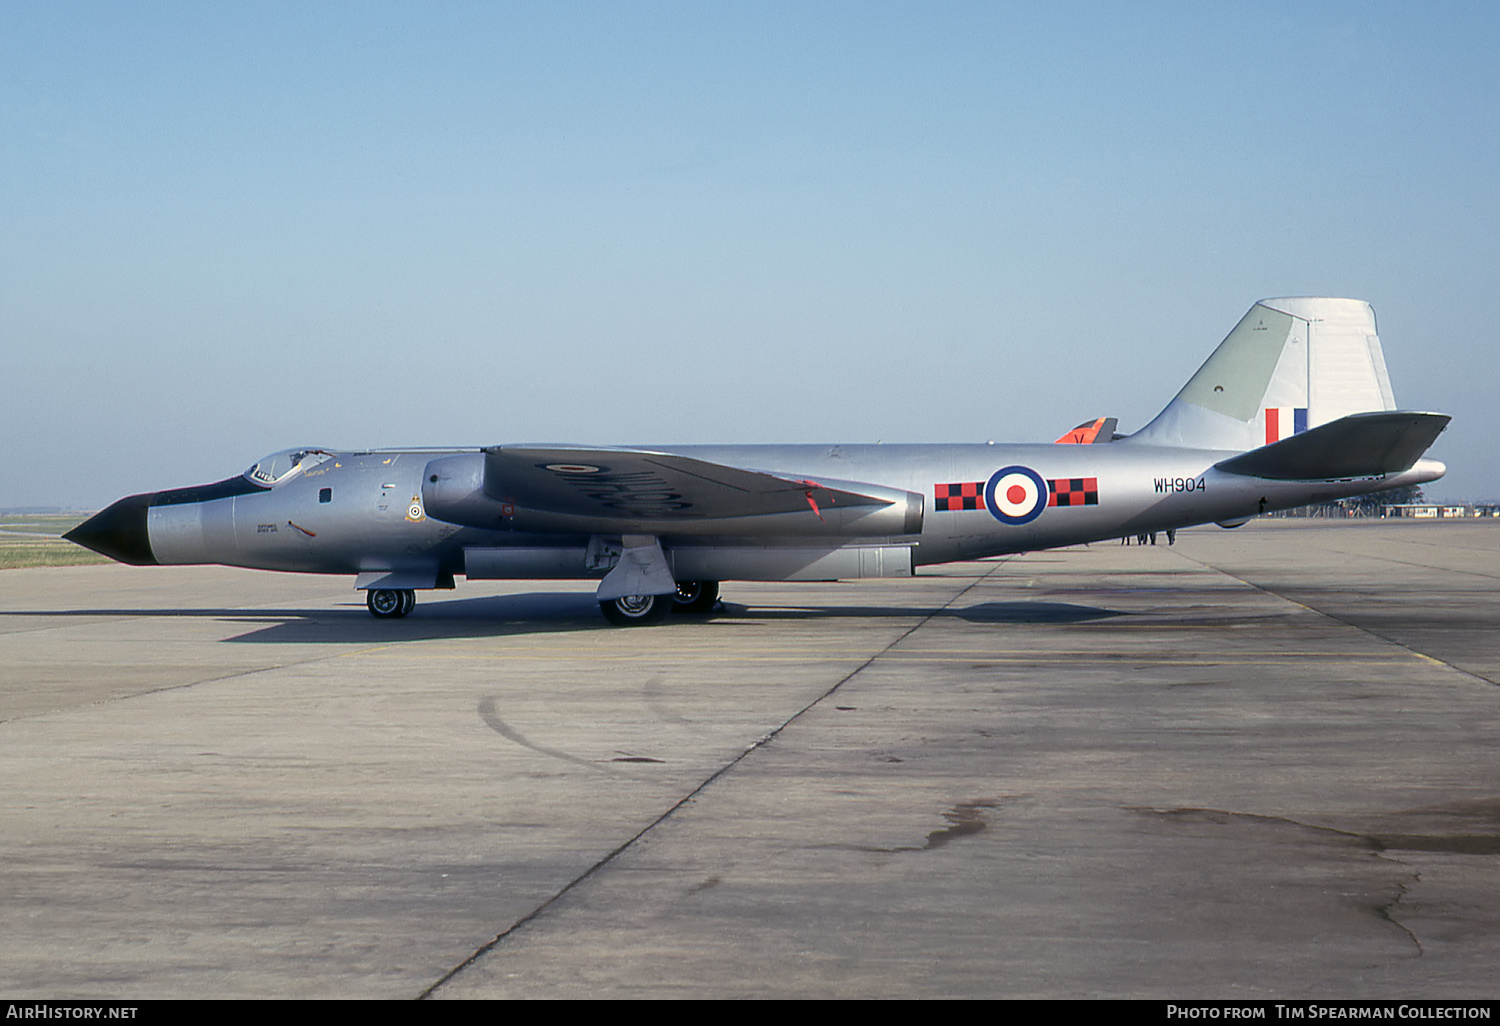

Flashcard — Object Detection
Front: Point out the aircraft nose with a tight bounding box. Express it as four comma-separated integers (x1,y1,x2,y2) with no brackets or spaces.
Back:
63,494,158,565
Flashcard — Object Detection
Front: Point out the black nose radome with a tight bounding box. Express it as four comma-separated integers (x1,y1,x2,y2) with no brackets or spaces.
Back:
64,494,157,566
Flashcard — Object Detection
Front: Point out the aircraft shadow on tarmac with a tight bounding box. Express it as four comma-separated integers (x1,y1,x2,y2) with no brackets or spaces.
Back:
3,595,1124,644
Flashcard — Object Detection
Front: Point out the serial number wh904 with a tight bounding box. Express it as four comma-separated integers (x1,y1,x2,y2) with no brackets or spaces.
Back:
1155,476,1207,494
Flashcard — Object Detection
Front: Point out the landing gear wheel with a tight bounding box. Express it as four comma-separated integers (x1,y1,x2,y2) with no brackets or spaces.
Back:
600,594,671,626
670,580,719,615
367,588,412,619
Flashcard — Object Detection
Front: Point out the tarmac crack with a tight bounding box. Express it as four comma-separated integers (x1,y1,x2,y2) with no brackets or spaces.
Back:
0,609,432,724
1131,805,1430,956
1284,541,1500,584
1167,550,1500,689
0,662,299,726
1376,871,1424,958
418,561,1016,1000
0,625,497,726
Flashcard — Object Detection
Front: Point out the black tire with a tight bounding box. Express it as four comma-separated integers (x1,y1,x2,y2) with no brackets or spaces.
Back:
599,594,670,626
367,588,408,619
670,580,719,615
400,589,416,616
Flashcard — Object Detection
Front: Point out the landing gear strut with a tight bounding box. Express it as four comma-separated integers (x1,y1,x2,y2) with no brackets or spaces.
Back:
367,588,415,618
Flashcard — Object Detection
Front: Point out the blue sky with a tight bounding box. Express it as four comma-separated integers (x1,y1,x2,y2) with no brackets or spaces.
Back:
3,1,1496,506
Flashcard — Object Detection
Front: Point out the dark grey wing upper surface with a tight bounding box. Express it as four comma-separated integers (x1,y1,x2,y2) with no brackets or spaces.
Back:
483,447,892,520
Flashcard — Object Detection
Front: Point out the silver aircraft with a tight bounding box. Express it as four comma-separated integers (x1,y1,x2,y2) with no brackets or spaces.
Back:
67,298,1449,625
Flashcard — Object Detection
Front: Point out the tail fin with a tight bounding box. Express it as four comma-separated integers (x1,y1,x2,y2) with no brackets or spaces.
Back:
1126,298,1398,451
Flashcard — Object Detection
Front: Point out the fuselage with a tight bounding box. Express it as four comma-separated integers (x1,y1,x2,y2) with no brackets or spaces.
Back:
73,442,1446,583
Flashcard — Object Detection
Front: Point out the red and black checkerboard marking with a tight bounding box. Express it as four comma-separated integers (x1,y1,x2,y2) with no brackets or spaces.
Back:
935,481,984,511
1047,477,1099,507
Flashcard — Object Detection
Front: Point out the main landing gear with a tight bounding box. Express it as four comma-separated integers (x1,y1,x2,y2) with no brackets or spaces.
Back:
599,593,669,626
670,579,719,615
598,581,720,627
367,588,415,619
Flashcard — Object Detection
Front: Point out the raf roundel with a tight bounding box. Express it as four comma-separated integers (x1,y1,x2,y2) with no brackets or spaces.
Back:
984,465,1048,525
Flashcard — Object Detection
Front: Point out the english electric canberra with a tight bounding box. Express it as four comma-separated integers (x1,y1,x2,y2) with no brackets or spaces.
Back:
67,298,1449,625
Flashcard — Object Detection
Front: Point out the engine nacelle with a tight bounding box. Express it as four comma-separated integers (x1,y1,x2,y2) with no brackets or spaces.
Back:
422,453,496,528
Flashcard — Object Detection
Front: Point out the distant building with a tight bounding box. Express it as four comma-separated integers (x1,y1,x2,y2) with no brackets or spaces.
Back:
1390,505,1440,517
1379,504,1495,518
1269,501,1499,520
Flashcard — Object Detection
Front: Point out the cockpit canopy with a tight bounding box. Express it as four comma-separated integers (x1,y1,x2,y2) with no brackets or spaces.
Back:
244,449,332,486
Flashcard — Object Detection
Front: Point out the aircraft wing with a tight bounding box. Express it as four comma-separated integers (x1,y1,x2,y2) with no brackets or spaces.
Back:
1214,411,1450,481
482,446,893,520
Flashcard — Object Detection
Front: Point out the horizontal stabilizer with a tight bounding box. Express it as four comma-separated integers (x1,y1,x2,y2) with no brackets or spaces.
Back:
1215,412,1449,481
